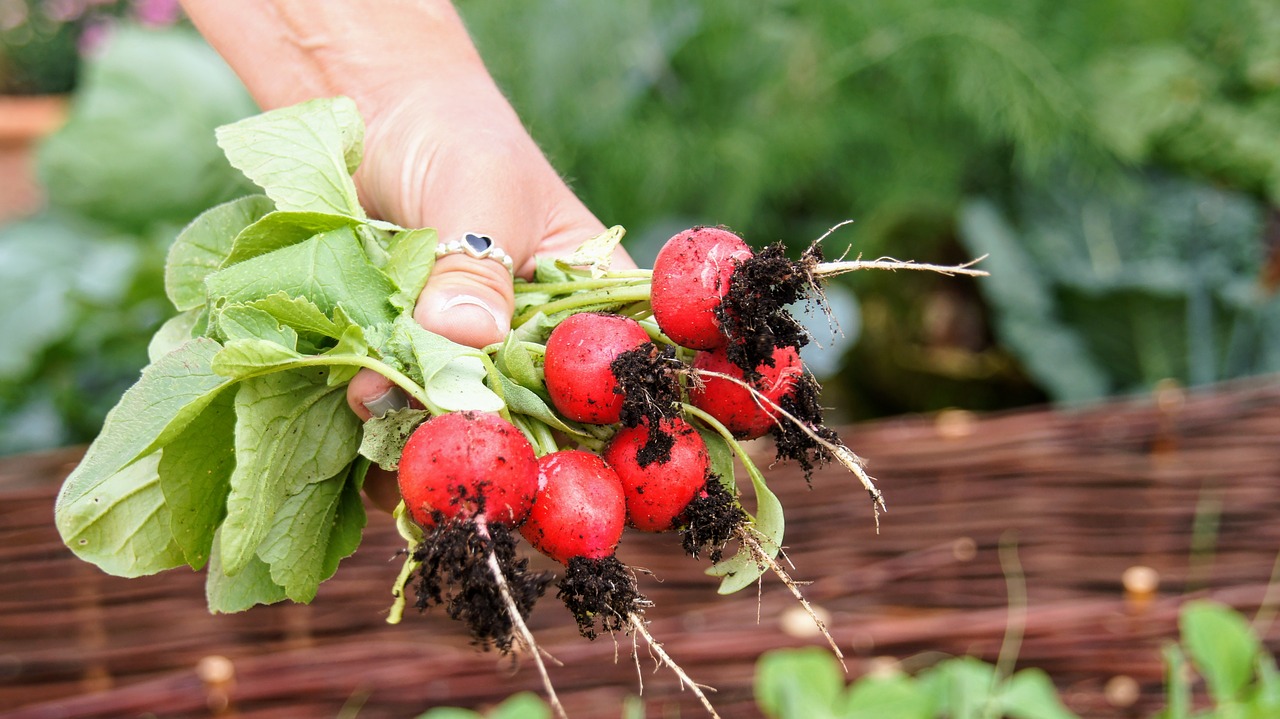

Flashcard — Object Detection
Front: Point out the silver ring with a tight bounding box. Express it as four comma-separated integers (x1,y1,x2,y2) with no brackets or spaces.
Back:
435,232,515,275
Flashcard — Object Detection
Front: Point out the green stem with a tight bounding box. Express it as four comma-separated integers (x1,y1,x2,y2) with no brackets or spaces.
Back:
514,274,651,294
681,404,764,495
240,354,441,415
512,285,653,328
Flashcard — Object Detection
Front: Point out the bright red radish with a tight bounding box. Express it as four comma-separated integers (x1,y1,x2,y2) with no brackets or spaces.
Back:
544,312,651,424
521,450,626,563
651,226,753,350
397,411,539,528
605,418,710,532
690,345,803,440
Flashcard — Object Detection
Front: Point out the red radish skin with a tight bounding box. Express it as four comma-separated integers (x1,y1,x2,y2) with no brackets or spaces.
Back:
544,313,652,424
651,227,753,350
521,451,627,563
605,418,710,532
690,345,803,440
397,411,539,528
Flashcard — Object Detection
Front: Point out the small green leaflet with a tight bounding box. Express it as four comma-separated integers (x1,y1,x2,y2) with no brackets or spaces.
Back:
203,226,397,329
359,407,431,471
214,96,366,218
554,225,625,278
385,228,438,312
223,211,363,266
245,292,347,339
165,194,274,311
219,367,360,576
57,452,187,578
215,305,300,348
386,314,504,413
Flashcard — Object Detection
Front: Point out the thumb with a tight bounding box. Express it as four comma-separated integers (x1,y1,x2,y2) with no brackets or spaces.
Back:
414,243,516,349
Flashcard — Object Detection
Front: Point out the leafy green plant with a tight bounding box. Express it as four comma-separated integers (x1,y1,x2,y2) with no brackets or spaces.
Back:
1155,600,1280,719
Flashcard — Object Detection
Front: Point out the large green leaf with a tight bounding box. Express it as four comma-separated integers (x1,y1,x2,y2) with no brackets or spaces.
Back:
222,211,364,266
218,368,360,575
214,96,366,218
203,226,396,328
755,647,843,719
56,452,187,577
206,529,288,613
1180,600,1262,704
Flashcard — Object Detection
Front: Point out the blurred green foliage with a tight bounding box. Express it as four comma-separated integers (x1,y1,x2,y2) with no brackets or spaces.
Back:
5,0,1280,452
0,25,255,453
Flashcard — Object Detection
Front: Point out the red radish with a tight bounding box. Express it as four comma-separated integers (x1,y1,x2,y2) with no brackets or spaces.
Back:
521,451,626,563
604,418,710,532
544,313,652,424
397,410,538,528
651,226,753,350
689,345,803,440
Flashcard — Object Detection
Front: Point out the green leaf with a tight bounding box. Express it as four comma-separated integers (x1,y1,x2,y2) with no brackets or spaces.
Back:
56,452,187,577
211,338,305,378
428,355,505,413
323,322,370,386
165,194,275,311
495,335,542,391
414,710,481,719
216,305,300,348
554,225,626,278
386,314,504,413
158,389,236,570
215,96,366,218
256,461,367,602
919,657,1000,719
497,375,587,437
755,647,843,719
490,693,551,719
245,292,345,339
203,226,396,328
386,228,439,311
696,424,737,491
838,674,933,719
999,668,1080,719
223,211,363,266
1180,600,1263,704
206,529,288,613
359,407,431,471
55,338,234,517
219,368,361,575
148,309,203,362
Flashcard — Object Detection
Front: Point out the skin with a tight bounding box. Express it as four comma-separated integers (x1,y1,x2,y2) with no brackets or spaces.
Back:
180,0,635,510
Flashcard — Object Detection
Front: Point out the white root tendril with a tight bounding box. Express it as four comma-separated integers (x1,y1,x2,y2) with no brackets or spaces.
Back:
688,368,887,530
475,519,567,719
628,614,722,719
740,530,847,672
812,255,989,279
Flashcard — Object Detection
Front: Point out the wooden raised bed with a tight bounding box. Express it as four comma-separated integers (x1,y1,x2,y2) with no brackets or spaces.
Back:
3,378,1279,717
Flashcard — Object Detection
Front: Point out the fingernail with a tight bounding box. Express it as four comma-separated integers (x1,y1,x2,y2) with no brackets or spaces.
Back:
364,387,410,418
439,293,510,335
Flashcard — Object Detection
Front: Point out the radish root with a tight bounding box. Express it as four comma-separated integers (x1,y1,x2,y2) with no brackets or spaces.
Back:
629,613,722,718
740,530,846,671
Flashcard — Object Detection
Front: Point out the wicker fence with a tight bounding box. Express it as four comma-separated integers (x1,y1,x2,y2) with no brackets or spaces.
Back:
4,379,1280,718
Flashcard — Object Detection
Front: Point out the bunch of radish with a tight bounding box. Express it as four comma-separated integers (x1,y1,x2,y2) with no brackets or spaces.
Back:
386,224,985,718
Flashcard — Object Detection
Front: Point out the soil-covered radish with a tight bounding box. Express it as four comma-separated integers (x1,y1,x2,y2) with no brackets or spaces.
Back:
398,410,538,527
605,418,746,562
688,345,803,441
398,411,551,656
543,312,651,424
651,226,753,350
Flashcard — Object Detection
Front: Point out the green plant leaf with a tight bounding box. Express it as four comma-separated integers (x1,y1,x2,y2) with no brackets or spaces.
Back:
215,305,300,348
323,322,371,386
755,647,843,719
386,228,439,311
496,375,586,437
165,194,274,311
203,226,396,329
495,335,543,391
223,211,363,266
244,292,346,339
256,461,367,603
158,389,236,570
427,355,505,413
838,674,933,719
211,338,305,378
359,406,431,471
385,314,504,413
56,452,186,577
214,96,366,218
999,668,1081,719
414,710,481,719
148,308,203,362
490,692,551,719
206,528,288,613
219,367,360,575
1180,600,1263,704
919,657,1000,719
695,424,737,491
55,338,234,520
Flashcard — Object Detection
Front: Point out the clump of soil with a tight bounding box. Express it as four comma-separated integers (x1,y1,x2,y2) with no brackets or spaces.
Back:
557,556,648,640
611,343,682,465
717,242,825,379
412,514,551,652
771,372,839,485
680,474,748,563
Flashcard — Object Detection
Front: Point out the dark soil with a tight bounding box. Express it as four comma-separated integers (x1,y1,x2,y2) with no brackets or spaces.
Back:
611,343,682,465
411,515,551,652
557,555,648,640
771,372,839,484
717,242,825,379
680,474,748,563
